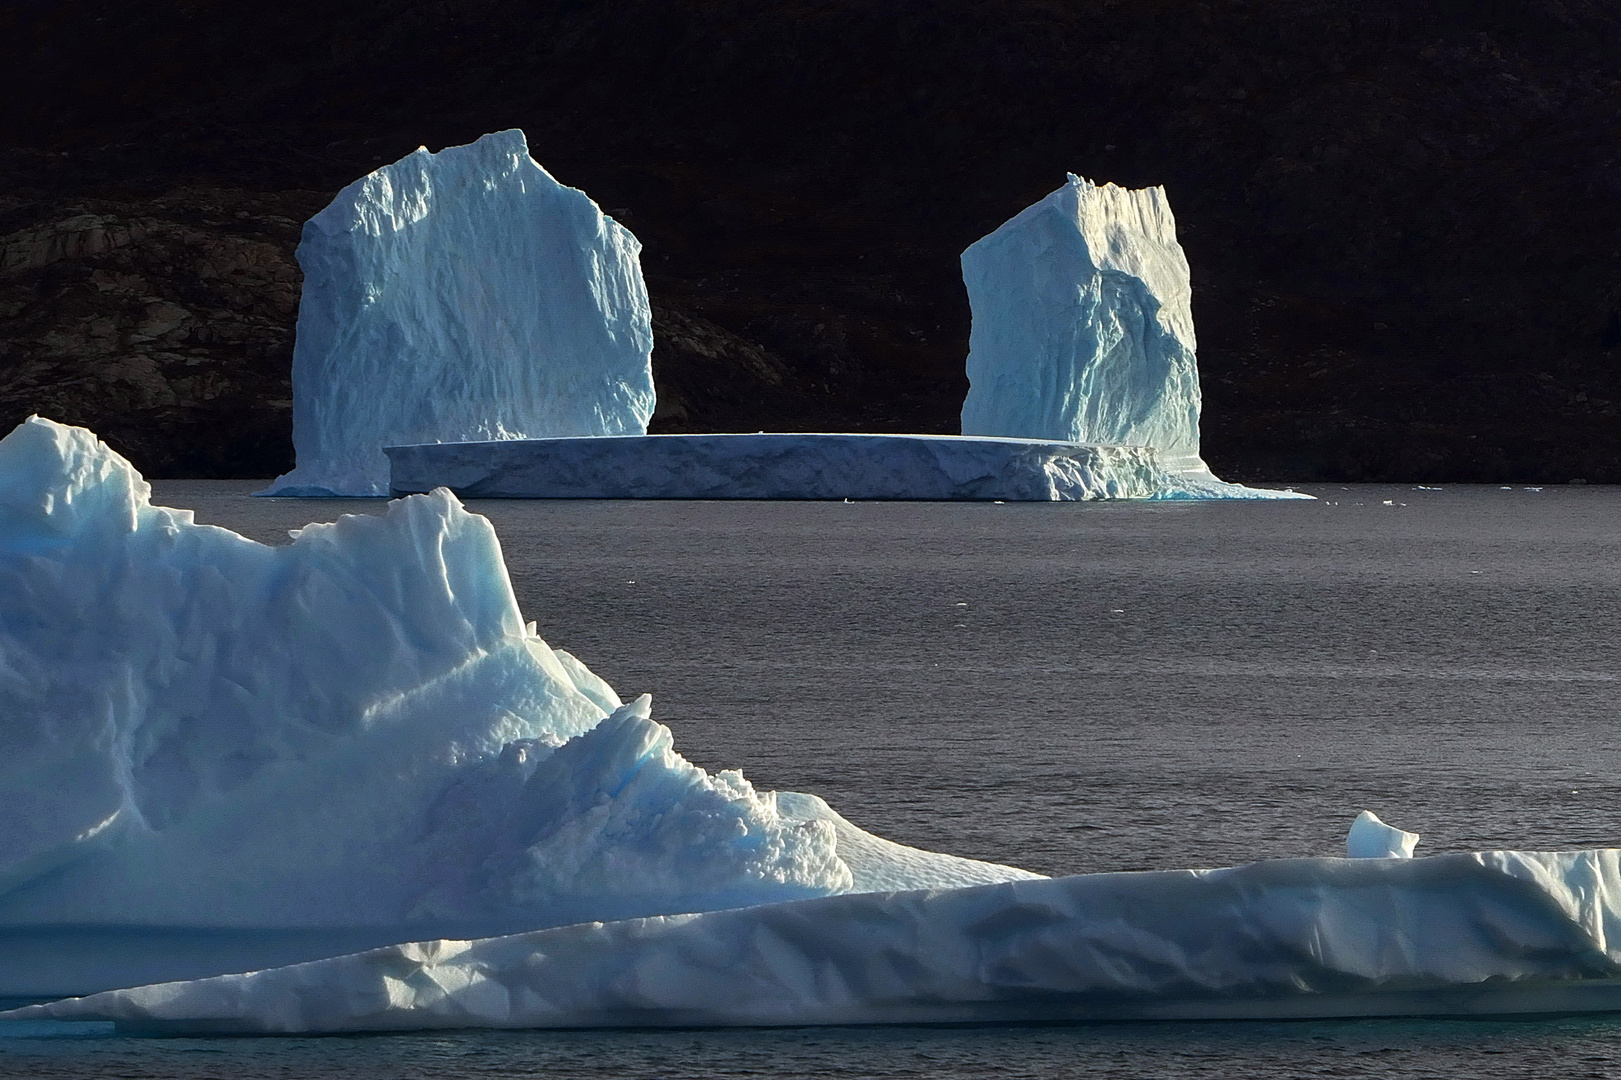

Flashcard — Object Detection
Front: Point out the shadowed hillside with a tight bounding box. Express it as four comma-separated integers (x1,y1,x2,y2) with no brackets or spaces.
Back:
4,0,1620,481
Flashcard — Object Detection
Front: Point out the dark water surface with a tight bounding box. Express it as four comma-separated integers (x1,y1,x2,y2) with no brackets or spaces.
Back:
7,482,1621,1078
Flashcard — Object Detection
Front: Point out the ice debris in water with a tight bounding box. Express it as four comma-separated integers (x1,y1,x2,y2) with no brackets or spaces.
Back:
959,174,1308,500
262,129,656,497
1346,810,1419,858
0,417,1032,997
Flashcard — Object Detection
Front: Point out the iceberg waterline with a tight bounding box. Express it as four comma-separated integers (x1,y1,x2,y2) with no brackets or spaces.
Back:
0,417,1031,997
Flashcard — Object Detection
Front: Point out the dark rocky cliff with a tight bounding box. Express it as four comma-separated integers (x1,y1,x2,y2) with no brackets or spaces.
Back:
4,0,1620,481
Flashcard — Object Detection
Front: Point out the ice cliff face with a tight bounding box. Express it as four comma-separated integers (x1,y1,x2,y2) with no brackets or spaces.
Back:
0,418,1031,994
959,175,1205,476
263,129,655,497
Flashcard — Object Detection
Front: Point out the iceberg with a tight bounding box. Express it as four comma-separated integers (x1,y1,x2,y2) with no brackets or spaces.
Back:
1347,810,1420,859
252,130,1302,502
959,174,1284,499
374,170,1306,501
16,846,1621,1032
0,417,1030,998
959,174,1200,463
385,432,1162,500
1,419,1611,1030
261,130,656,497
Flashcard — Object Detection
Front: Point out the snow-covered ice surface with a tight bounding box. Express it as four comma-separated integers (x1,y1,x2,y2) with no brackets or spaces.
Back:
17,845,1621,1032
261,130,655,497
386,432,1165,500
0,417,1029,997
959,175,1301,500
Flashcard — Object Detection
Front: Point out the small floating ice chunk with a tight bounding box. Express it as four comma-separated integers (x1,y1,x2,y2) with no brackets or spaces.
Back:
1347,810,1419,859
0,416,1041,997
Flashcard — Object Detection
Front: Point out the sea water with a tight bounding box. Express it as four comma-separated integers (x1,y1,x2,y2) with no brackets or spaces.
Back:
5,482,1620,1078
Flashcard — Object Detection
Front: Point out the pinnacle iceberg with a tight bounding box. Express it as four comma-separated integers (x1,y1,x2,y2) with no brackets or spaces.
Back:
959,174,1205,476
262,129,656,497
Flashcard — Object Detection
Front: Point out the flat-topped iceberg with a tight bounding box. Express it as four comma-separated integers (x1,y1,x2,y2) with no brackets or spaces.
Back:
0,418,1029,997
385,432,1163,500
17,844,1621,1032
262,130,655,497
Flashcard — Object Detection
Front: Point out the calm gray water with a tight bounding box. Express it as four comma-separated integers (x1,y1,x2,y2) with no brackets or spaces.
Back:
6,482,1621,1078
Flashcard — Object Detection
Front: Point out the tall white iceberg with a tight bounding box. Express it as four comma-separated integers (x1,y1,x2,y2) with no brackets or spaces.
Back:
0,417,1030,997
262,130,656,497
960,174,1207,478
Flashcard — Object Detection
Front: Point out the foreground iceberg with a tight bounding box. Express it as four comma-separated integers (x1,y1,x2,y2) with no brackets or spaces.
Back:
0,418,1029,997
959,175,1285,499
2,419,1610,1029
262,130,656,497
17,846,1621,1031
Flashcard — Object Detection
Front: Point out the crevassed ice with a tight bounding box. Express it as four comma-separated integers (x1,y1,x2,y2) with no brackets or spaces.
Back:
261,129,656,497
0,417,1031,995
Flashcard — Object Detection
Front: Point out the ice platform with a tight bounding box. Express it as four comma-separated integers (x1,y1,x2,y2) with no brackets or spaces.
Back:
385,432,1163,501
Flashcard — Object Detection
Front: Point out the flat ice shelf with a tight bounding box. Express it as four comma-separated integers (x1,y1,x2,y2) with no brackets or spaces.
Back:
384,432,1164,501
